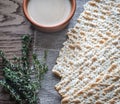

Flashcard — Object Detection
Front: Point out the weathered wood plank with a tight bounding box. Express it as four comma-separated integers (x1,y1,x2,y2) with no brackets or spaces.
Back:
0,0,33,34
0,33,23,59
0,0,34,103
0,32,34,103
0,33,23,103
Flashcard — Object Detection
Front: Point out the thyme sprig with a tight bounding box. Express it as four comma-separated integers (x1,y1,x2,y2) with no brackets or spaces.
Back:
0,35,48,104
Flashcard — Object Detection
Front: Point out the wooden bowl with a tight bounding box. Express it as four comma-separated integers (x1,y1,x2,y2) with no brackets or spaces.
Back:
23,0,76,32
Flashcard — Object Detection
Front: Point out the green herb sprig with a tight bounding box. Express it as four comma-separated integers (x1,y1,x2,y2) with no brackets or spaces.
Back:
0,35,48,104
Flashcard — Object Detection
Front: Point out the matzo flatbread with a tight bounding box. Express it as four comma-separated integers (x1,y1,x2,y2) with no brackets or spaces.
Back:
62,67,120,104
52,0,120,103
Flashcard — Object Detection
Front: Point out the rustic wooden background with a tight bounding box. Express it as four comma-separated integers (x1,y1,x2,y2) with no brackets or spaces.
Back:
0,0,89,104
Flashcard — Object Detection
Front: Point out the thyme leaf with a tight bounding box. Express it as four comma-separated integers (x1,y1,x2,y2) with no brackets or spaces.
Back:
0,35,48,104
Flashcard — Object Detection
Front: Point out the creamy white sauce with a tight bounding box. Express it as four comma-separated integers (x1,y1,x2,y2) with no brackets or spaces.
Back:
27,0,71,26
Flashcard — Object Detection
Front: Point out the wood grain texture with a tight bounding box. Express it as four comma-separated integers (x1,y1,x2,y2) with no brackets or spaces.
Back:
0,33,33,103
0,33,22,59
0,0,34,103
0,0,34,34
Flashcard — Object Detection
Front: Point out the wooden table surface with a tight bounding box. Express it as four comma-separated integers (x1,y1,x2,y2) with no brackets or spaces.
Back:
0,0,89,104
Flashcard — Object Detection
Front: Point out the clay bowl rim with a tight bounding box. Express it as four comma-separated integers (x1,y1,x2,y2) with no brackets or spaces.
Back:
23,0,76,29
